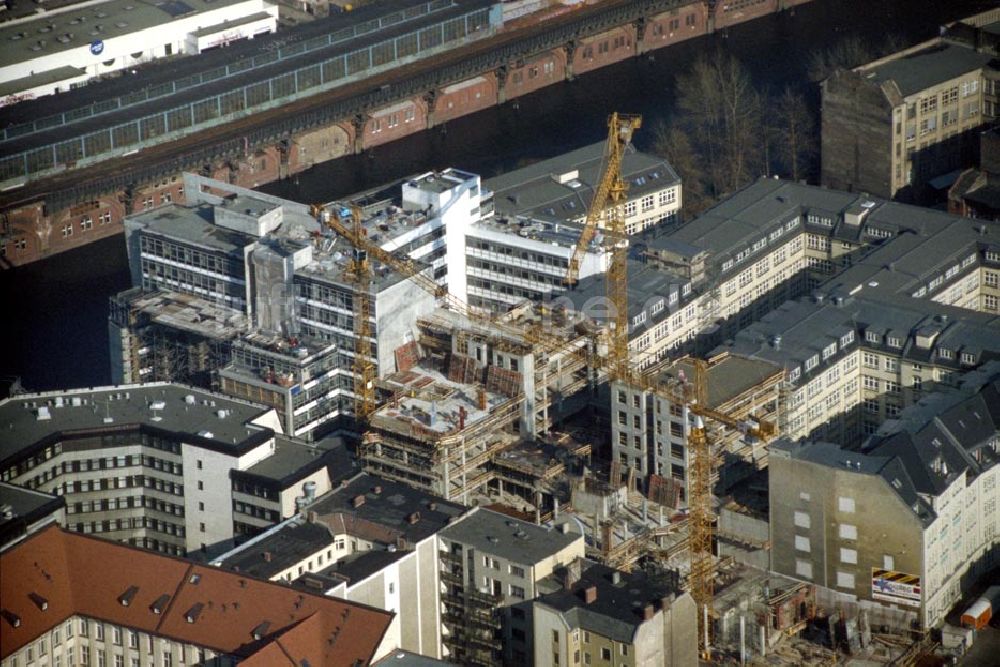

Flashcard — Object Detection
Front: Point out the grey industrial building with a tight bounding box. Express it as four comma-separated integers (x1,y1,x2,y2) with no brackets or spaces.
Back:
821,22,998,202
769,362,1000,629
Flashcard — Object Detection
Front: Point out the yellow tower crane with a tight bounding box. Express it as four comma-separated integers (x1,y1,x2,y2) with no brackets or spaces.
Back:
564,112,642,382
311,204,378,422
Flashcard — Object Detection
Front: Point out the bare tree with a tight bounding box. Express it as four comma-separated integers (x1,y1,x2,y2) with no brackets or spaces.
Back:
675,49,765,198
769,86,817,182
650,119,710,218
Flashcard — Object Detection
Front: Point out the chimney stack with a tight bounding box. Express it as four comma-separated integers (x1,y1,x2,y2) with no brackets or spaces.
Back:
582,585,598,604
263,551,272,563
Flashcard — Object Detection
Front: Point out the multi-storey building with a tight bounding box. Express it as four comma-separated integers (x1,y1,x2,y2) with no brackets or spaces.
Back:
719,189,1000,447
611,353,782,498
437,506,585,666
0,382,349,557
530,558,697,667
769,361,1000,629
0,0,279,100
822,27,997,201
111,172,440,438
215,472,469,661
214,479,584,665
485,141,682,235
0,525,397,667
465,215,609,312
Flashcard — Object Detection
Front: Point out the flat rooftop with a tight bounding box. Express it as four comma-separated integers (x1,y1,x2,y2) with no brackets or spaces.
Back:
133,188,421,292
0,482,64,546
650,354,783,409
308,472,467,544
534,559,684,643
0,0,260,67
471,214,591,251
438,507,581,565
860,40,994,98
129,290,248,340
0,382,272,466
238,434,357,487
218,519,334,579
486,142,679,224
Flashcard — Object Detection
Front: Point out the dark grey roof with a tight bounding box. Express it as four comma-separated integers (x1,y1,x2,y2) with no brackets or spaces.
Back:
220,473,467,578
486,142,679,224
0,482,65,547
533,560,684,643
437,507,581,566
563,259,685,326
864,41,994,98
775,361,1000,525
309,549,406,587
219,520,334,579
308,473,468,545
717,295,1000,383
650,178,855,262
653,355,782,409
236,434,357,488
0,383,273,467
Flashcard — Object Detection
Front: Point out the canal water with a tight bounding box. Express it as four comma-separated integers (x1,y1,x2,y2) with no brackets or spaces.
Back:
2,0,993,392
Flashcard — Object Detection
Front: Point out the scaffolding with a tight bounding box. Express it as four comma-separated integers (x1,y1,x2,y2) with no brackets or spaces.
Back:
439,546,503,667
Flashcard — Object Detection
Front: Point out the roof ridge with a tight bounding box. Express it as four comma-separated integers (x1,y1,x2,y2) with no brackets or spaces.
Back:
155,563,196,635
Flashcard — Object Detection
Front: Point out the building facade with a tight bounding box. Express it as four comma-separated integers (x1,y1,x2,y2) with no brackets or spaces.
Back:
485,141,682,236
821,29,997,201
0,525,396,667
0,382,358,557
611,354,782,500
215,472,470,661
437,506,585,666
769,362,1000,628
530,559,697,667
111,173,439,439
0,0,278,101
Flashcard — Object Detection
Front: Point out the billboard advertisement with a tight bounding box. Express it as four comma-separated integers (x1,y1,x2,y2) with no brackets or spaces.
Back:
871,568,921,607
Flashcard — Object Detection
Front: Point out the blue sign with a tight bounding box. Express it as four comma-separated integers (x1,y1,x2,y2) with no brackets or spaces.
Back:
90,40,104,56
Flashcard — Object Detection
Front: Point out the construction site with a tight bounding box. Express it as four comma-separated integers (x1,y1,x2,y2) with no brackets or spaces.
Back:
89,108,986,666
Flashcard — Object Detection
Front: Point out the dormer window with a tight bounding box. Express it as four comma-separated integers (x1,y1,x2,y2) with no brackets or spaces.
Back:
840,331,855,347
866,331,881,344
822,343,837,360
805,355,819,372
961,352,976,365
939,348,953,360
887,336,901,348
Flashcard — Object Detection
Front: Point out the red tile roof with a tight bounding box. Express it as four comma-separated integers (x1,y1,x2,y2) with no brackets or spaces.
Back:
0,526,393,665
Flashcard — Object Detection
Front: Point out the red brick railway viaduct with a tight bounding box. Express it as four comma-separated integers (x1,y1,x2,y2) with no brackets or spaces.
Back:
0,0,809,267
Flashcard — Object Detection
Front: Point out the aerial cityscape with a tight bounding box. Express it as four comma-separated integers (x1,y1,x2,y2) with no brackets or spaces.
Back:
1,0,999,665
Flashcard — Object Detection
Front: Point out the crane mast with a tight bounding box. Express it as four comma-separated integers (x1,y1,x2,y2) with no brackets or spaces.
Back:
563,112,641,382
